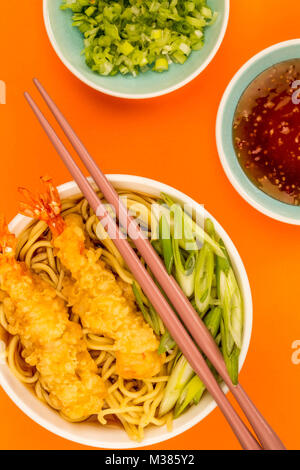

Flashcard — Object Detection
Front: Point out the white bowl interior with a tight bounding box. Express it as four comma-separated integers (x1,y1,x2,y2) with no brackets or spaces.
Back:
1,175,252,448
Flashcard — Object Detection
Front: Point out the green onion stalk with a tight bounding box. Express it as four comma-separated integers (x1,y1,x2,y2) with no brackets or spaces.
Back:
172,204,197,298
130,193,243,414
132,282,160,335
160,307,222,417
160,193,226,258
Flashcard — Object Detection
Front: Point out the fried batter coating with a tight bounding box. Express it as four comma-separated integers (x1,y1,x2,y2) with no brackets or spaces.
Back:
0,218,106,420
19,178,163,379
57,214,163,379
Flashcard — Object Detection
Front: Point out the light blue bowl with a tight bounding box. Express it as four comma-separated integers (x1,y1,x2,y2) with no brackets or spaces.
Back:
43,0,229,99
216,40,300,225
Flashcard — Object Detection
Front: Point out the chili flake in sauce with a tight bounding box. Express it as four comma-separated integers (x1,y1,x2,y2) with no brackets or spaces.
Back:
233,59,300,205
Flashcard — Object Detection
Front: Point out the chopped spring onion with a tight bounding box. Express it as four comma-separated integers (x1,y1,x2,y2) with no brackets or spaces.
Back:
153,57,169,73
61,0,217,76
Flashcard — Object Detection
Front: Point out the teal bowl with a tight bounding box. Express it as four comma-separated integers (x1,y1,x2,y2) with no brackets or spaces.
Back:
216,40,300,225
43,0,229,99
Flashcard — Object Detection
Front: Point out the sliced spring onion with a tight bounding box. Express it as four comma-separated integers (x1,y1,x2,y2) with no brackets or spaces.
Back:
61,0,216,76
148,303,161,336
216,259,233,353
194,243,214,314
132,282,152,322
220,319,239,386
203,306,222,338
204,218,215,238
174,307,222,417
174,375,206,417
215,332,222,346
179,205,199,252
172,204,196,297
157,199,198,252
160,193,225,258
159,215,174,275
216,240,243,352
159,354,194,416
132,282,160,335
226,268,243,349
151,239,163,256
173,244,196,298
158,331,176,355
191,298,206,319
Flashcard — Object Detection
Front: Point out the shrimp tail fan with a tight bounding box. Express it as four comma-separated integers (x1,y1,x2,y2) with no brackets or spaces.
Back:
0,214,16,257
18,176,65,237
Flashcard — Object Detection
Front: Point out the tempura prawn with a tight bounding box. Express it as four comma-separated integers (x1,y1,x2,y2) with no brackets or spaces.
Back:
19,178,163,380
0,216,106,420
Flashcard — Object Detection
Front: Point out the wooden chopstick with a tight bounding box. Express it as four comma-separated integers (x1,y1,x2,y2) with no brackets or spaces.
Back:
30,79,286,451
24,89,260,451
24,80,283,450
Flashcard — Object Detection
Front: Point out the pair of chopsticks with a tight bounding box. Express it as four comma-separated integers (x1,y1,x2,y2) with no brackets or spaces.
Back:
24,79,285,451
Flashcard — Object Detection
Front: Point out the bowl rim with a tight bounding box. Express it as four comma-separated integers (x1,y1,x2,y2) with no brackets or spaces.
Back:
0,174,252,449
43,0,230,100
216,39,300,225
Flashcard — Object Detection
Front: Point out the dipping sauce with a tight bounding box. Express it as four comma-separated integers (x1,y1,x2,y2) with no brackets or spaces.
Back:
233,59,300,205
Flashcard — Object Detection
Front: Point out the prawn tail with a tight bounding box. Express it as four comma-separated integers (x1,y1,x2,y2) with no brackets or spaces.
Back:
0,214,16,257
18,176,66,238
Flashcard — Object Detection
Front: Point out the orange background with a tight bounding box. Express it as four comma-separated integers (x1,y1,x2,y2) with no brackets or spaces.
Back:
0,0,299,450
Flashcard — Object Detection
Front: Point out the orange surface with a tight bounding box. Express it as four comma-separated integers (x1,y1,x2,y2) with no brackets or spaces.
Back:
0,0,299,450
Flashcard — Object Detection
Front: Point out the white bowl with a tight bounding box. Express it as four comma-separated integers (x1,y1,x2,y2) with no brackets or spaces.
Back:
0,175,252,448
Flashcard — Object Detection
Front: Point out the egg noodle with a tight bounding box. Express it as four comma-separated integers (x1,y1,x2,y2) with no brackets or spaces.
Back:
0,190,177,442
